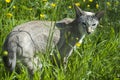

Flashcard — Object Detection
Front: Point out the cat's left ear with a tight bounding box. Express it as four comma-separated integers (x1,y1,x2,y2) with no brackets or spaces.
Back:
95,11,104,20
74,4,83,18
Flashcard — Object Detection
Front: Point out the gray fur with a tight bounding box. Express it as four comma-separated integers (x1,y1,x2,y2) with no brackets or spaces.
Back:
2,5,104,73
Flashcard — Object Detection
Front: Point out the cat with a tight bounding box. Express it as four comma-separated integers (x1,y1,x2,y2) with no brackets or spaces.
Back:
2,4,104,74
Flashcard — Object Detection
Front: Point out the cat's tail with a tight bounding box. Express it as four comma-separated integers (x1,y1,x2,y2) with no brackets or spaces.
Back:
2,50,16,72
2,35,17,72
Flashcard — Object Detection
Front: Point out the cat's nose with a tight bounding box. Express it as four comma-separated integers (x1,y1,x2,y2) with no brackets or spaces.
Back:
87,27,94,34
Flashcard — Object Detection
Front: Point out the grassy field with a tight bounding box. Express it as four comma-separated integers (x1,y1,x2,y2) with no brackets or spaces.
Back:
0,0,120,80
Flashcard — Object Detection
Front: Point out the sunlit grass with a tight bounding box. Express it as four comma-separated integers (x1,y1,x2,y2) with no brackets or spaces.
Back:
0,0,120,80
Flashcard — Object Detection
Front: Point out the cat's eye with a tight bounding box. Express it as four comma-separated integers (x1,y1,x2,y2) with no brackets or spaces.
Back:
82,22,86,26
92,24,96,26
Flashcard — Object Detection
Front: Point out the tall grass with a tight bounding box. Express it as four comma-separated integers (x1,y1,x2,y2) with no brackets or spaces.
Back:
0,0,120,80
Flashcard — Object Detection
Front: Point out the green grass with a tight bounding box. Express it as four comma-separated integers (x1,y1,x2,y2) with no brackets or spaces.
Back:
0,0,120,80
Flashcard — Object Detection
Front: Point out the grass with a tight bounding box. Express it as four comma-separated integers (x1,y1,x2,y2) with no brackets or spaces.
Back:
0,0,120,80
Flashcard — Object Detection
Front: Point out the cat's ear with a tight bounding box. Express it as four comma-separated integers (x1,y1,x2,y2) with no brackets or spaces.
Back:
95,11,104,20
74,4,83,18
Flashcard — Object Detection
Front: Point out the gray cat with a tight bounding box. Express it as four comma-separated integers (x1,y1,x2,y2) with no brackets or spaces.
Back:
2,5,104,74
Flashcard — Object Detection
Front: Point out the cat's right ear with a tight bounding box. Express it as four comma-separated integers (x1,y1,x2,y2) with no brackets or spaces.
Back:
74,4,83,18
95,11,104,20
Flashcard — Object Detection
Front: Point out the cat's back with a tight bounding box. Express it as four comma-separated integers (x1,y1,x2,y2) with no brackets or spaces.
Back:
8,21,60,52
12,21,56,34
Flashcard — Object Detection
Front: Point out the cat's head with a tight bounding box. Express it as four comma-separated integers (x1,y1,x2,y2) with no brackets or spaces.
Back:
74,4,104,34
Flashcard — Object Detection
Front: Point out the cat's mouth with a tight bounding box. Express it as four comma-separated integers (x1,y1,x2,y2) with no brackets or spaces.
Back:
86,27,94,34
86,27,91,34
87,31,91,34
